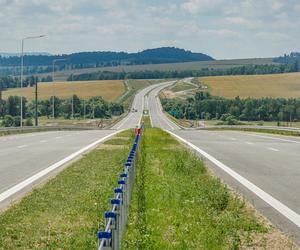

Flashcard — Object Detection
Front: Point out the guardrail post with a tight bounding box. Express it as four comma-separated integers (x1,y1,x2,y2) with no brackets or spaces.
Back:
97,231,112,250
98,124,144,250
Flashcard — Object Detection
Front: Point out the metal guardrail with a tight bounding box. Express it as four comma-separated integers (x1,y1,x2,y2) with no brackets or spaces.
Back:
97,124,144,250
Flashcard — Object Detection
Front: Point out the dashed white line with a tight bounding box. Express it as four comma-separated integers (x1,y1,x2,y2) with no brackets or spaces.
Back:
0,130,123,203
55,136,62,139
40,140,48,143
17,145,28,149
245,141,254,145
268,147,279,152
246,133,300,144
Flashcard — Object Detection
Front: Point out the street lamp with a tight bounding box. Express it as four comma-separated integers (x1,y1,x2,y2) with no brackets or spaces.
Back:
20,35,46,127
52,58,68,119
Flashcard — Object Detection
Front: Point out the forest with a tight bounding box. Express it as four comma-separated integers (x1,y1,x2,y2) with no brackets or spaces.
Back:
0,95,124,127
161,92,300,124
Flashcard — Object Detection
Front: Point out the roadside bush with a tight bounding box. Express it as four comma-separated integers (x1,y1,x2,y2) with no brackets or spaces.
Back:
2,115,15,127
14,116,21,127
25,118,33,126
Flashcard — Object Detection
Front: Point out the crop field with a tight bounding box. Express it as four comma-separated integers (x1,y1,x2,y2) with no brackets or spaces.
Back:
2,80,124,101
198,72,300,98
35,58,276,81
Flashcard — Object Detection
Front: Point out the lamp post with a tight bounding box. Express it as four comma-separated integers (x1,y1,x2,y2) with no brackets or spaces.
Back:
20,35,46,127
71,74,74,119
52,58,68,119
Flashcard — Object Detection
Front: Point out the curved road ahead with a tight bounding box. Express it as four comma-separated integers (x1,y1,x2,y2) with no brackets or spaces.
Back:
1,79,299,244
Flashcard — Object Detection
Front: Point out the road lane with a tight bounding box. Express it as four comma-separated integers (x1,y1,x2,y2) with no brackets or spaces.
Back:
0,80,170,207
147,79,300,243
0,130,115,194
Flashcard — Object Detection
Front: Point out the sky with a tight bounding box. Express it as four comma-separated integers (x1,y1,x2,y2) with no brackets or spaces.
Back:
0,0,299,59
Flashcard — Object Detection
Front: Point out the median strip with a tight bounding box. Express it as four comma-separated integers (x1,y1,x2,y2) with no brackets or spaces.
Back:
123,128,297,249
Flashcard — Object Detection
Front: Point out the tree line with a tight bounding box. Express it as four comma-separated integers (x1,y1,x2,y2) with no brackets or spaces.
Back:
0,76,52,89
69,62,300,81
0,95,124,127
274,52,300,64
161,92,300,124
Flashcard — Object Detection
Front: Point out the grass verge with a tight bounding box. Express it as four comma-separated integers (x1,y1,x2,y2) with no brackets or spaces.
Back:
0,130,133,249
123,128,294,249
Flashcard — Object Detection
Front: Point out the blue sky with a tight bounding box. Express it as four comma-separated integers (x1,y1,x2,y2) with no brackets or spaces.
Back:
0,0,299,59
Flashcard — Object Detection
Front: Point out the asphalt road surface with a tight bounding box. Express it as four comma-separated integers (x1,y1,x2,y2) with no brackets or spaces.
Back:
1,78,299,244
0,81,171,208
147,81,300,243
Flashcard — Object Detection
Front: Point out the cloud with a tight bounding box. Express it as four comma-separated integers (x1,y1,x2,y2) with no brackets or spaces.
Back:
255,32,290,42
0,0,299,58
181,0,225,14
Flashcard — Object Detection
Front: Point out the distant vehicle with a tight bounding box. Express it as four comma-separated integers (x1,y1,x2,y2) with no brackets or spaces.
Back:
131,108,138,112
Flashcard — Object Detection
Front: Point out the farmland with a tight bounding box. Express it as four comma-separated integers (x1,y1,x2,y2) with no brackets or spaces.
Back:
2,80,125,101
35,58,276,81
198,72,300,98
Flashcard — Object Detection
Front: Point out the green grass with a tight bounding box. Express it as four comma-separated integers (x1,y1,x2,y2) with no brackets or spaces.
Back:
141,115,152,128
0,130,133,250
170,82,197,92
123,128,266,249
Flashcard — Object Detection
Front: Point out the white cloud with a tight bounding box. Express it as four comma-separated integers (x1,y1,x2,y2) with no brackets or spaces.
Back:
181,0,225,14
0,0,299,58
255,32,290,41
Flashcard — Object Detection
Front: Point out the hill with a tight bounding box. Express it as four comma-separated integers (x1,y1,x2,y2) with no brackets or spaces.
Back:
0,47,214,67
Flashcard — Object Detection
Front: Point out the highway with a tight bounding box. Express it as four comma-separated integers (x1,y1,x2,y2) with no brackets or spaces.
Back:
0,81,172,208
146,80,300,243
1,79,299,243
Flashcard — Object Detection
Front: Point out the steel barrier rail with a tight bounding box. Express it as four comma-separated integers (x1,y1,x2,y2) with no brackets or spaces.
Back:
97,124,143,250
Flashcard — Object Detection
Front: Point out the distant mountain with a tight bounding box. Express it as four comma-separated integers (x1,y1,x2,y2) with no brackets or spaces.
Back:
274,52,300,64
0,52,51,58
0,47,214,67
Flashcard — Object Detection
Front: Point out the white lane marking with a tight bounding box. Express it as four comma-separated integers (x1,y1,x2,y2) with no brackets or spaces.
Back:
114,112,135,130
17,145,28,149
229,137,237,141
167,130,300,228
154,94,179,130
245,141,254,145
55,136,62,139
40,140,48,143
246,133,300,144
268,147,279,152
0,130,123,203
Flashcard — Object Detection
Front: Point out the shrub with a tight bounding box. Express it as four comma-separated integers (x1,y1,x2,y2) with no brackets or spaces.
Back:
2,115,15,127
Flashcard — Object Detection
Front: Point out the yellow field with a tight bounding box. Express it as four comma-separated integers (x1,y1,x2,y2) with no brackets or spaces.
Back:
199,72,300,98
2,80,124,101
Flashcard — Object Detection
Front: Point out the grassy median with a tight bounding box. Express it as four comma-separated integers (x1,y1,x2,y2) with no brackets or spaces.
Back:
0,130,134,250
123,128,269,249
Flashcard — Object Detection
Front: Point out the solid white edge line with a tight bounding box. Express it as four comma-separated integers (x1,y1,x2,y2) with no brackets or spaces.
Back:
0,130,124,203
166,130,300,228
